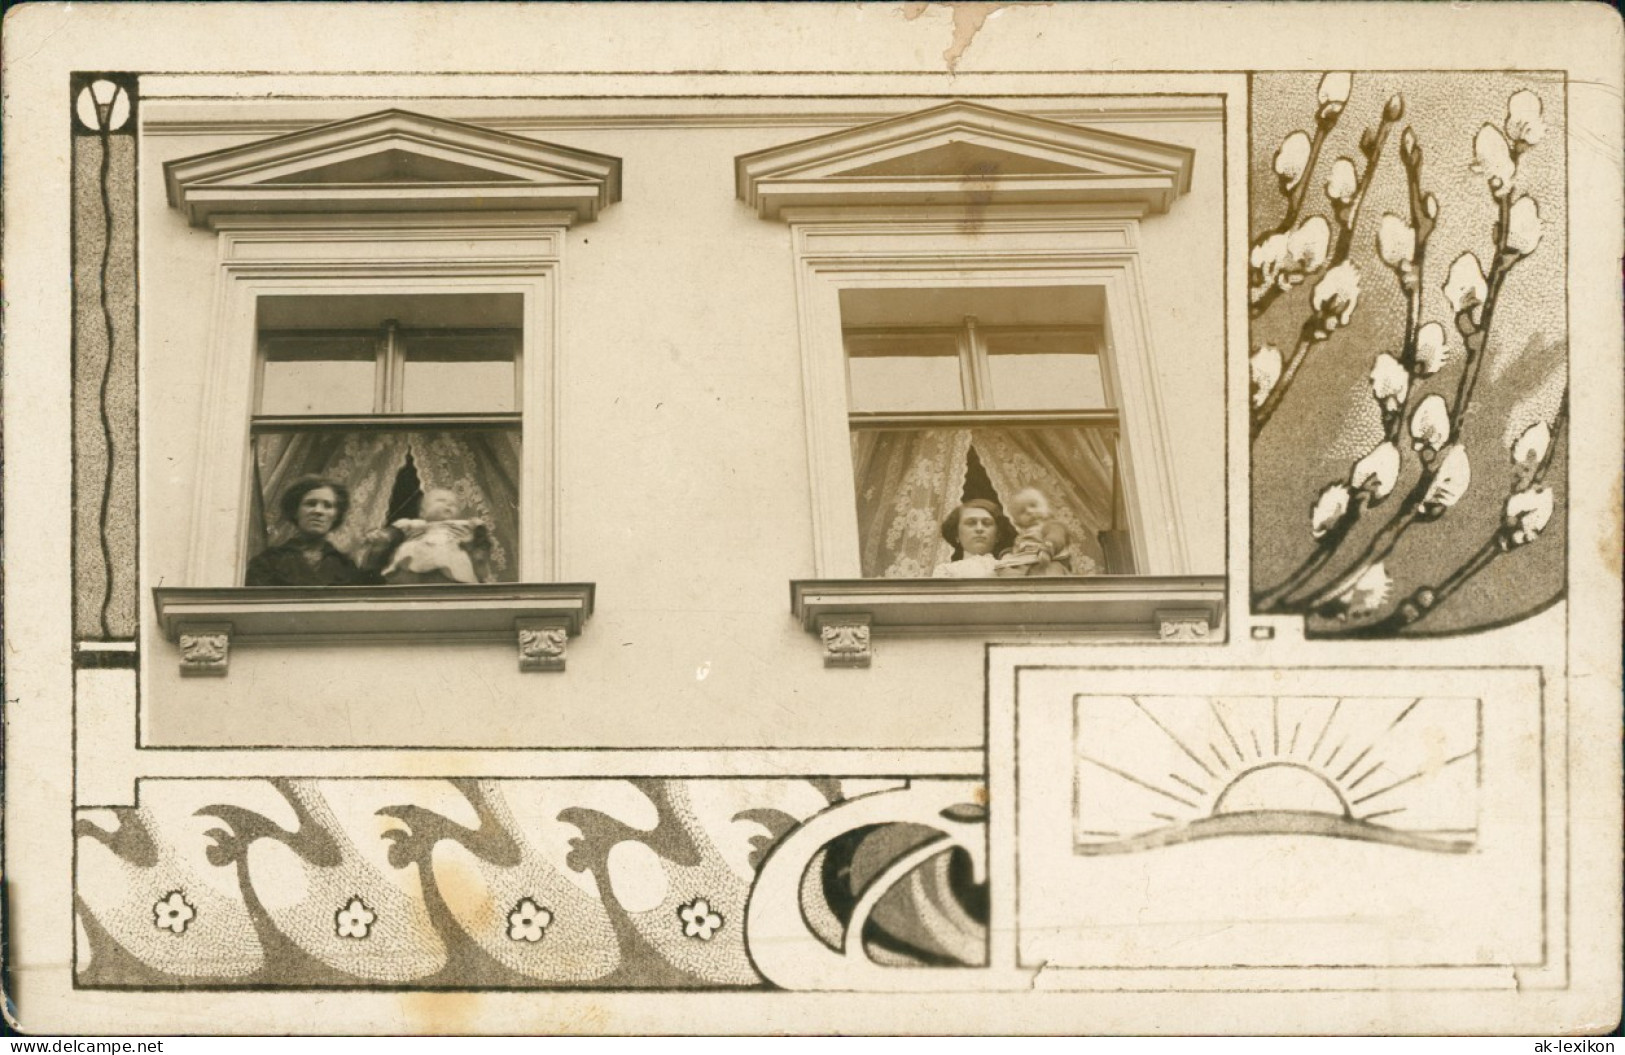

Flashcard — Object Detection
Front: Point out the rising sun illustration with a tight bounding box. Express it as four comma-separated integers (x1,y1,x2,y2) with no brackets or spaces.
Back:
1073,695,1480,854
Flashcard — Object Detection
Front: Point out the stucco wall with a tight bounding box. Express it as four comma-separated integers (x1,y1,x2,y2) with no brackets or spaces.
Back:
138,99,1227,748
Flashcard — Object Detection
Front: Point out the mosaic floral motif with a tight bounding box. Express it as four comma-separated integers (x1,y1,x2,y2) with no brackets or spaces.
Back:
152,891,194,935
334,896,376,940
74,778,897,989
507,898,553,943
678,897,724,942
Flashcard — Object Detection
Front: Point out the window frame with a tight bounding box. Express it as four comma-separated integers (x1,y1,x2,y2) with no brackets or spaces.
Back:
788,208,1192,579
183,215,565,587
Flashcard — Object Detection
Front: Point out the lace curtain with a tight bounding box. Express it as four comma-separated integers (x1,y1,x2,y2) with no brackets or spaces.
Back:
250,428,521,581
851,425,1118,578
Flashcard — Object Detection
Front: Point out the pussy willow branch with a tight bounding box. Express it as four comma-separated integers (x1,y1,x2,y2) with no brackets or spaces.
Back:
1359,394,1568,636
1250,102,1345,319
1301,192,1522,617
1387,129,1436,445
1256,125,1435,613
1251,98,1404,440
1275,101,1345,237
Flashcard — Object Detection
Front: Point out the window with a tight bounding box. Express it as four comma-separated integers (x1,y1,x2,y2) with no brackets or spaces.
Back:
842,286,1134,579
247,293,524,584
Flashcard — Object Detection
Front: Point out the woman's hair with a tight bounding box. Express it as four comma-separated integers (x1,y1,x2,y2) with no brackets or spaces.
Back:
279,475,351,531
940,498,1015,559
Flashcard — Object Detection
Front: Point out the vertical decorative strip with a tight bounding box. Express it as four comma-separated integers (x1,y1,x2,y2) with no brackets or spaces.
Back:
71,73,139,646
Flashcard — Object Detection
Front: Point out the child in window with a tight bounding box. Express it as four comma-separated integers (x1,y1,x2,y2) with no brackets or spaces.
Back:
371,488,492,584
1002,487,1094,576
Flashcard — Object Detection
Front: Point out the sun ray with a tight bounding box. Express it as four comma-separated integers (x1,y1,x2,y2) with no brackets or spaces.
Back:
1287,721,1302,754
1351,748,1477,806
1080,756,1200,810
1169,772,1206,796
1272,699,1280,756
1208,741,1231,770
1130,697,1218,779
1249,728,1262,757
1307,698,1342,763
1208,700,1244,764
1358,807,1407,821
1347,761,1385,790
1323,740,1346,769
1151,812,1178,823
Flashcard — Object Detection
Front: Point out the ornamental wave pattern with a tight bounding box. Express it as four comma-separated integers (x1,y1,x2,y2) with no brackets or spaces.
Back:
75,777,900,988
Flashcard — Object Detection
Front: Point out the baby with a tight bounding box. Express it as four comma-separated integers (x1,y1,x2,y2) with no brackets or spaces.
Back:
1001,488,1079,577
377,489,490,585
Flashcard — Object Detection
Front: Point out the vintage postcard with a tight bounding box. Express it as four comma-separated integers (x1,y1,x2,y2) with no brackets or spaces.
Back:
3,1,1620,1035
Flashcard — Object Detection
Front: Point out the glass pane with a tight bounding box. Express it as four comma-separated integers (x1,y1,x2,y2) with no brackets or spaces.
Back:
402,333,518,414
247,425,522,584
847,423,1131,578
259,335,376,415
985,332,1107,410
845,333,964,412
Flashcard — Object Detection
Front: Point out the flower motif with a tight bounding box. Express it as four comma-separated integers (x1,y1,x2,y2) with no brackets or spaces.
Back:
1310,261,1361,333
1472,124,1515,197
1335,562,1393,621
1369,354,1409,414
335,896,376,940
1504,487,1554,547
1325,157,1358,204
1288,215,1331,273
1505,89,1545,149
1350,441,1402,503
1512,420,1552,470
1409,395,1452,452
1413,322,1450,377
1506,195,1542,257
1318,72,1353,109
1311,483,1352,540
1419,444,1471,516
1376,214,1416,268
1274,131,1313,189
1442,253,1488,325
678,897,724,942
1250,345,1283,409
153,891,195,935
507,898,553,943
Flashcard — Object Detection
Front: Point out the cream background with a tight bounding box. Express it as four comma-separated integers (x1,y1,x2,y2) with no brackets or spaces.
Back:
4,1,1620,1036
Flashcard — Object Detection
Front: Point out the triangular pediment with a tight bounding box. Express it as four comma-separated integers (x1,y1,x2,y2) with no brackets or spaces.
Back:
261,149,529,185
736,101,1194,219
166,109,621,227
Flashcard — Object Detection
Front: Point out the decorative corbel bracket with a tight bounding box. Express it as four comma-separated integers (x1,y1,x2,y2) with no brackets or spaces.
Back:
817,614,873,669
177,622,232,676
1156,608,1213,642
516,618,570,672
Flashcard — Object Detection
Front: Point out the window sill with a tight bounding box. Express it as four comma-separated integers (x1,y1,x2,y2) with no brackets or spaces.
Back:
152,583,594,675
790,576,1224,666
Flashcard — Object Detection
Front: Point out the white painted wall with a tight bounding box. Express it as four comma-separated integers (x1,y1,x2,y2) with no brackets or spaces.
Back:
138,99,1227,748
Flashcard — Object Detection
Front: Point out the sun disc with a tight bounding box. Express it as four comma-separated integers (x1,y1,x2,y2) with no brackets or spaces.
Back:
1211,762,1347,817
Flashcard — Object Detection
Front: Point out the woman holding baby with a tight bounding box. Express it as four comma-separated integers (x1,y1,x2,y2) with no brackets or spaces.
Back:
246,476,491,587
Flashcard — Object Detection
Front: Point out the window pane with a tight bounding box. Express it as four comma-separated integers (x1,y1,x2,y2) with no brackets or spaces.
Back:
248,425,522,584
845,332,964,412
259,335,376,415
984,333,1106,410
848,424,1131,577
402,333,518,413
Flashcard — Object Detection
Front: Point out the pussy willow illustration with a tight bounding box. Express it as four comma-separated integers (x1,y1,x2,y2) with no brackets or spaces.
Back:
1249,74,1567,636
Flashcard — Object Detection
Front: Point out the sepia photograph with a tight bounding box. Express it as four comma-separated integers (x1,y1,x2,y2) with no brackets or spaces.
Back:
3,1,1620,1037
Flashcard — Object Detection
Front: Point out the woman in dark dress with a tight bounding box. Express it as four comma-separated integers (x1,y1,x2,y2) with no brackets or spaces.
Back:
245,476,380,586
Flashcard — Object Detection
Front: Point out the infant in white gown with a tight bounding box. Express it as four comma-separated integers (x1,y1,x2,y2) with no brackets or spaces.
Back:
381,488,485,584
